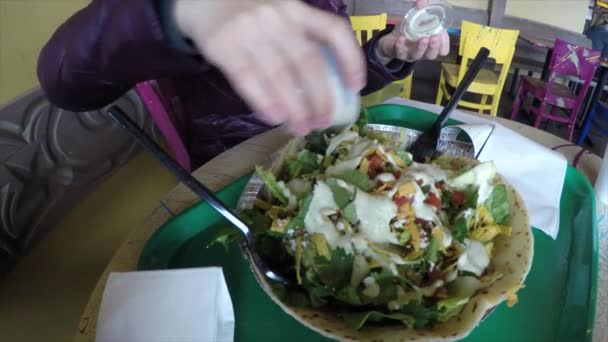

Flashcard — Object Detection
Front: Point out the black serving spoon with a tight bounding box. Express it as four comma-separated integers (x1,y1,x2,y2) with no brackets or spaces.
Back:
107,106,297,287
408,47,491,162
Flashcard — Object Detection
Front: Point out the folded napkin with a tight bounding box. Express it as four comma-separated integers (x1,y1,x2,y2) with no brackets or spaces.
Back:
385,97,567,239
96,267,235,342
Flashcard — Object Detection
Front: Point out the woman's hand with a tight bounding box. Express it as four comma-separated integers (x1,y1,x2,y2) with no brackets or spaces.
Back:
375,0,450,63
174,0,365,136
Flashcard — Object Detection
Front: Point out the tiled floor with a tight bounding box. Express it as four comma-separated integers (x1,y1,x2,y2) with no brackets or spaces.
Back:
0,152,177,342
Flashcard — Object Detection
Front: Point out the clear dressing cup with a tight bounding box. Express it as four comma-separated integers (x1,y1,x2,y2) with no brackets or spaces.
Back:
400,0,453,42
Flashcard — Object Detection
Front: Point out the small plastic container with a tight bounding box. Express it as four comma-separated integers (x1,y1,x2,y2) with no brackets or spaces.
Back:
400,0,453,42
321,47,360,126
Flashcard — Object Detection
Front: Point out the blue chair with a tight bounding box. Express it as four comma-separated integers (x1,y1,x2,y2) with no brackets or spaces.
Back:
578,101,608,145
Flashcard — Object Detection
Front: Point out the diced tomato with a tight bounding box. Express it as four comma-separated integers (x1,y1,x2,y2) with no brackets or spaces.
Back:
424,192,442,210
451,190,465,207
428,269,443,282
415,218,431,227
416,178,424,186
434,181,445,191
369,154,383,170
392,170,402,179
392,194,412,207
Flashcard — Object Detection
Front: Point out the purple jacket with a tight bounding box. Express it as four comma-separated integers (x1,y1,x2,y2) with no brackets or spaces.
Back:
37,0,412,167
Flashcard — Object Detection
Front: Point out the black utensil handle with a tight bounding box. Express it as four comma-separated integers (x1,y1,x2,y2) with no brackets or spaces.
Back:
432,47,491,135
106,106,252,238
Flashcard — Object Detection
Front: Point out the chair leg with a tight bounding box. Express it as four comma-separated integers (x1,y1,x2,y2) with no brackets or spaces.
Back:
534,102,547,128
436,72,445,105
401,74,413,99
510,82,525,120
479,95,488,114
577,107,596,145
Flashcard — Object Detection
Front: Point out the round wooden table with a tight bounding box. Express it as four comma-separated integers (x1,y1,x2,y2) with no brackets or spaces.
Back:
73,102,606,342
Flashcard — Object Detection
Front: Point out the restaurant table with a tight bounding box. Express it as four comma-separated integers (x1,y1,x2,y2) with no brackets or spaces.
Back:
73,99,607,342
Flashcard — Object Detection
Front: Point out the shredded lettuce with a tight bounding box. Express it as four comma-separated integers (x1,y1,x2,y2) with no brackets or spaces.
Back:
256,166,288,204
207,225,242,252
423,239,440,263
396,150,413,166
304,131,328,155
285,193,313,232
308,285,335,307
335,286,362,306
354,108,369,137
484,184,511,225
400,302,440,329
437,297,470,322
334,170,372,191
343,202,358,225
325,178,352,208
342,311,415,330
308,248,354,289
452,216,469,243
285,149,322,179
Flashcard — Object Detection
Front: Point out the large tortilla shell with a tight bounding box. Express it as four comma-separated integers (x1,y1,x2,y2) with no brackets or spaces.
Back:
247,142,534,342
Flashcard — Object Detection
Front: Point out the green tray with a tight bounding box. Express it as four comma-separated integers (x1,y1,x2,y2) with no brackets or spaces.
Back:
139,104,598,341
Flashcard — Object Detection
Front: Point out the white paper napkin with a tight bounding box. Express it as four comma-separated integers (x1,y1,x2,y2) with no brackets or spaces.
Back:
96,267,235,342
385,98,567,239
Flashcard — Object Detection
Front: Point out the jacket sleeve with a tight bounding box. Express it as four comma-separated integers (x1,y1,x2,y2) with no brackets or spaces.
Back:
37,0,207,112
333,0,413,96
360,25,414,95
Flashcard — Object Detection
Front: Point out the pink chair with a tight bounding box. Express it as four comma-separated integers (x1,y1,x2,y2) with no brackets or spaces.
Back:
135,80,191,171
510,39,601,141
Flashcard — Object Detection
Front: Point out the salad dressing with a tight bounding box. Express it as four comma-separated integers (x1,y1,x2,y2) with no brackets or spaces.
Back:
457,239,490,276
304,182,341,247
354,191,399,245
449,162,497,204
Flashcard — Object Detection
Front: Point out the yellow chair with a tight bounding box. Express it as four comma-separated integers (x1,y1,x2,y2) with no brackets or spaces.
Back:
350,14,413,99
436,21,519,116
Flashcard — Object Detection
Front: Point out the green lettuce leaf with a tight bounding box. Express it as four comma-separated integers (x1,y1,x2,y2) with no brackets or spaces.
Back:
452,216,469,243
464,186,479,210
400,302,440,329
423,239,440,263
326,178,352,208
335,170,372,191
285,150,321,179
335,286,362,306
206,225,242,252
342,311,415,330
362,271,398,306
255,166,288,204
484,184,511,225
343,202,358,225
436,296,470,322
396,150,413,166
355,108,369,137
304,131,327,155
308,285,335,307
239,209,272,235
309,248,354,289
286,193,313,232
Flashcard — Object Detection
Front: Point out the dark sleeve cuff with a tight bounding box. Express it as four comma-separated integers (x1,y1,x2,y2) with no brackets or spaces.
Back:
151,0,198,55
366,25,412,79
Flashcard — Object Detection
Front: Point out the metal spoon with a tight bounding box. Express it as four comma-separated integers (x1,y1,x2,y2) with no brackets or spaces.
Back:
408,47,490,162
106,106,297,287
